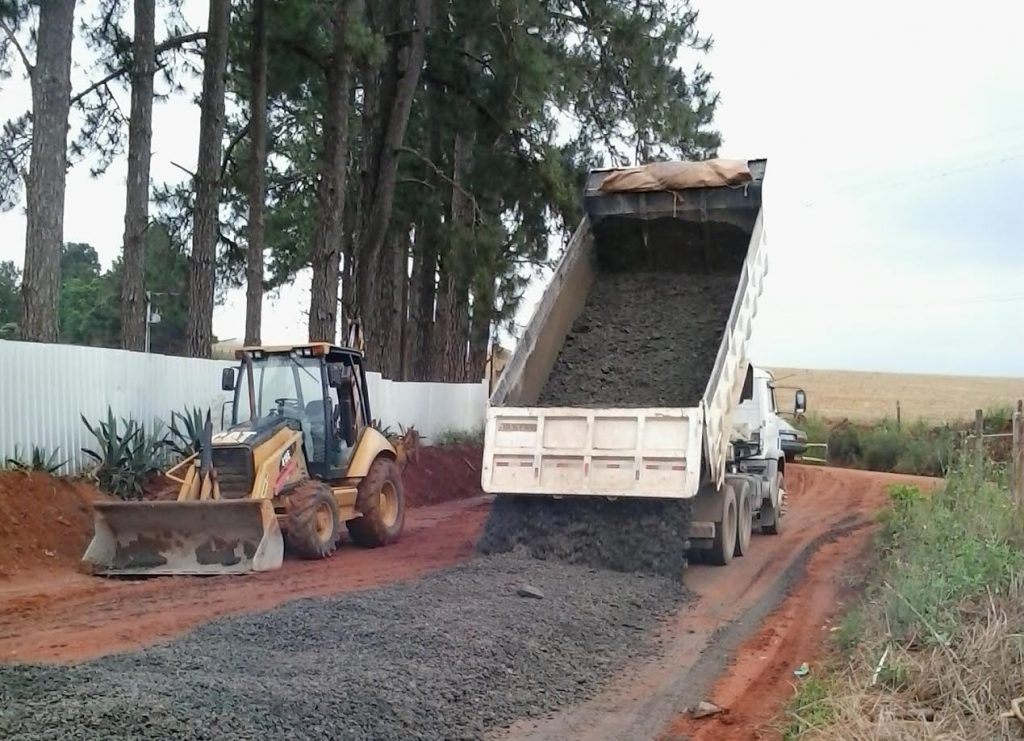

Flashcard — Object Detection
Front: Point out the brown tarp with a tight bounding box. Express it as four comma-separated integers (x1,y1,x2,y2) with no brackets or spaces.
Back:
597,158,752,193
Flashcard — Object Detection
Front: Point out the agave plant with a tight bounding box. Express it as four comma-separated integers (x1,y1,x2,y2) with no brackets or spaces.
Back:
167,406,212,459
82,408,167,500
5,445,67,474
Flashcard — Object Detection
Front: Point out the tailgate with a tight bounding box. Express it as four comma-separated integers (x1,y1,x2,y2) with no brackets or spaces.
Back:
481,406,703,499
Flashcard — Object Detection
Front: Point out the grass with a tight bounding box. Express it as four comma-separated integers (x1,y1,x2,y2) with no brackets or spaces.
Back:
785,452,1024,739
432,427,484,447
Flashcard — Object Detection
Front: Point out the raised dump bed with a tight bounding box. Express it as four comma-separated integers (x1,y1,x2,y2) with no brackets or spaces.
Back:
483,159,767,502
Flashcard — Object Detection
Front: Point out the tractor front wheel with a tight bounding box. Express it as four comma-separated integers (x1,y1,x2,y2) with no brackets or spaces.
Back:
348,457,406,547
285,481,340,559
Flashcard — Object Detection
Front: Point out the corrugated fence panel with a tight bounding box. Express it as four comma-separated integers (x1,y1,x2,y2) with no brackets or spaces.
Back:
0,341,487,473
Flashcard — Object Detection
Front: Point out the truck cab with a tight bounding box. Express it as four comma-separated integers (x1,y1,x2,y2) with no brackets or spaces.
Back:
732,366,799,469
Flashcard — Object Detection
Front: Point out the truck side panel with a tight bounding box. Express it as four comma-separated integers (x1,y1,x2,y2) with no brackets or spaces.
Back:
702,210,768,486
490,220,595,407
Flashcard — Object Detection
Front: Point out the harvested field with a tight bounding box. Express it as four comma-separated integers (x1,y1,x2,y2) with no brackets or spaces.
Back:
538,271,737,408
0,554,684,741
0,472,107,580
771,367,1024,422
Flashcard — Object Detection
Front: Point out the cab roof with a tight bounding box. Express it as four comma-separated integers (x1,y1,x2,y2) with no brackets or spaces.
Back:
235,342,363,359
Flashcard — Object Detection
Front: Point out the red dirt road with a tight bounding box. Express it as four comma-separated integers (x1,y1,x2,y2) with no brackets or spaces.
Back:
0,496,490,664
500,465,939,741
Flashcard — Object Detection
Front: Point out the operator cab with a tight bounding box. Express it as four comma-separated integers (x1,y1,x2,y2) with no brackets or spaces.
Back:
220,342,372,481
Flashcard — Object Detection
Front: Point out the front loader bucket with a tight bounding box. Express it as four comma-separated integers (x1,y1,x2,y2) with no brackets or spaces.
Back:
82,499,284,576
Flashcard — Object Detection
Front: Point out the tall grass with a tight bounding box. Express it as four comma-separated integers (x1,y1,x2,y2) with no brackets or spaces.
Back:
783,453,1024,739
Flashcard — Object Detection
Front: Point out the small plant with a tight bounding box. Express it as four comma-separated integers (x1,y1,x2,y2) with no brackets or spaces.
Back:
826,424,861,466
167,406,211,459
434,427,484,447
5,445,67,474
82,408,166,500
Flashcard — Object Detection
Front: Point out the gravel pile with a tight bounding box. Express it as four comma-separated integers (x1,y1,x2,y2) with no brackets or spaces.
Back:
0,554,685,740
477,495,692,578
537,270,738,408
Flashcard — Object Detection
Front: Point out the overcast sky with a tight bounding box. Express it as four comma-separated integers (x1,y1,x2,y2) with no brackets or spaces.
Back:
1,0,1022,376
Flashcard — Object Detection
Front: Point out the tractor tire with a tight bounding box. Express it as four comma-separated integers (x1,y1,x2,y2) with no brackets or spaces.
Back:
761,471,785,535
709,484,737,566
348,456,406,548
285,481,340,559
734,481,753,557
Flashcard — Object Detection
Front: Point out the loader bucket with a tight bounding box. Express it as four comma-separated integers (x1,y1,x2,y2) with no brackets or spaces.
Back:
82,499,284,576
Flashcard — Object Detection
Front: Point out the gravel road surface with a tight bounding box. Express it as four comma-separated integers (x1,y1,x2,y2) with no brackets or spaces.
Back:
0,554,684,740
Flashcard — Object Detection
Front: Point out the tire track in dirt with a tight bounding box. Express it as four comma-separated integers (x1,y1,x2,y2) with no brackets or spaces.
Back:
494,466,939,741
0,496,490,664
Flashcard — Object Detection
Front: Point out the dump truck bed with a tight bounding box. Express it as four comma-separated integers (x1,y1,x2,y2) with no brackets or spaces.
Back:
482,159,767,500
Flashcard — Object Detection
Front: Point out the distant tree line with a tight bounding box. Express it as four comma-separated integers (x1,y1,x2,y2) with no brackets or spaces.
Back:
0,0,720,381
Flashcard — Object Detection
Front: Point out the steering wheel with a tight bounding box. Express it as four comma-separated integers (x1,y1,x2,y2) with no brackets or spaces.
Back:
273,397,301,414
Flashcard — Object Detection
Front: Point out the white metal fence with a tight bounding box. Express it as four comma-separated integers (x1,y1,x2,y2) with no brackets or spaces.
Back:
0,340,487,472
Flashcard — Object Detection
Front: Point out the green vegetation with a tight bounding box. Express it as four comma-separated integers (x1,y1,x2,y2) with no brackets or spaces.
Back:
81,408,168,500
785,453,1024,739
791,409,1018,477
3,445,67,474
433,427,485,448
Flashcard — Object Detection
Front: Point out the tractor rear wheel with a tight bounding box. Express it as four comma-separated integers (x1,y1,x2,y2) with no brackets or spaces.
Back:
285,481,340,559
348,457,406,547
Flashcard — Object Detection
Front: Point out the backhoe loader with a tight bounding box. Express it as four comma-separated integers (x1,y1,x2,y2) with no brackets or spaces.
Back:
82,336,418,576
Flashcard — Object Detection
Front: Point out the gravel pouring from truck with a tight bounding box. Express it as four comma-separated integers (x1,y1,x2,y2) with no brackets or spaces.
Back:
481,158,806,567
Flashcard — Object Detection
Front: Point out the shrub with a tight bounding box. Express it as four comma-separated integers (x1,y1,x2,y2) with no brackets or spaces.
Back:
167,406,211,459
826,425,861,466
5,445,67,474
860,426,903,472
82,408,166,500
434,427,484,447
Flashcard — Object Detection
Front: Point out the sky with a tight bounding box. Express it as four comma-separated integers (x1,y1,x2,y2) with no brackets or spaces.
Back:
1,0,1022,376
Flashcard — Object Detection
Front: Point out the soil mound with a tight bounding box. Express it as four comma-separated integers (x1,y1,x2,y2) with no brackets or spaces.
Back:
403,444,483,507
0,472,107,579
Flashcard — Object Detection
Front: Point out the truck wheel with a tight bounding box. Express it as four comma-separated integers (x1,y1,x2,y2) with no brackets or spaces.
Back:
348,457,406,547
285,481,340,559
761,471,785,535
734,483,753,557
709,485,737,566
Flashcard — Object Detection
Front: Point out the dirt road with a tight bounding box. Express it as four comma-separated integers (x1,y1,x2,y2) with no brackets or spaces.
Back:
0,465,934,740
499,466,937,741
0,496,490,663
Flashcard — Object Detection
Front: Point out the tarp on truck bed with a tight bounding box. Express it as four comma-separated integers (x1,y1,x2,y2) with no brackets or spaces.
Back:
597,158,752,193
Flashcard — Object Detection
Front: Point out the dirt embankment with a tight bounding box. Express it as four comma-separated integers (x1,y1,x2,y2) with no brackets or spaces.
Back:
0,472,108,580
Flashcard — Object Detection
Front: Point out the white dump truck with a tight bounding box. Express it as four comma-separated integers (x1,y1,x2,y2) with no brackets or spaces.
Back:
481,157,806,566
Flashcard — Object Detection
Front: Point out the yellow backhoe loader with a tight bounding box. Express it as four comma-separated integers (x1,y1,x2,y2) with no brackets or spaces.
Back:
82,337,419,576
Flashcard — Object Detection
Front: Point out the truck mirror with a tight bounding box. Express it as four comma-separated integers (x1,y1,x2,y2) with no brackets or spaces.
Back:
794,389,807,416
221,367,236,392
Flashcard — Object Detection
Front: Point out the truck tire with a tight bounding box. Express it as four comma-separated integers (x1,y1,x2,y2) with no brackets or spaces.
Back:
734,481,753,557
348,457,406,547
709,484,737,566
761,471,785,535
285,481,340,559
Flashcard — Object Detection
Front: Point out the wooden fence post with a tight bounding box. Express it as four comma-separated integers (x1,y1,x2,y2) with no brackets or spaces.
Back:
896,400,901,430
974,409,984,480
1014,400,1023,507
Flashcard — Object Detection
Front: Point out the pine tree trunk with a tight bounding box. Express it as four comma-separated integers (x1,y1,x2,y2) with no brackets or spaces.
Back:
432,262,469,382
19,0,75,343
468,289,490,383
119,0,155,352
308,0,361,343
353,0,430,356
185,0,230,358
244,0,267,346
409,214,437,381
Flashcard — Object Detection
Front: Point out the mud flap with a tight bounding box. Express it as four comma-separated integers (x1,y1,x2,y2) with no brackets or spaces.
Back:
82,499,284,576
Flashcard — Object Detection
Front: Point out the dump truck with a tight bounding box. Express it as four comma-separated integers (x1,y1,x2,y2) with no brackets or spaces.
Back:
83,333,417,576
481,157,806,566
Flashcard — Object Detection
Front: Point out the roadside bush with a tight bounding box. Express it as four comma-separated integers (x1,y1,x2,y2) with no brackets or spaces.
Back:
4,445,67,474
859,425,902,472
825,425,860,466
